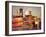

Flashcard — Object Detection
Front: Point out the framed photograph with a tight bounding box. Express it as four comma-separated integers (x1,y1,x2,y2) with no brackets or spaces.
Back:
5,1,45,36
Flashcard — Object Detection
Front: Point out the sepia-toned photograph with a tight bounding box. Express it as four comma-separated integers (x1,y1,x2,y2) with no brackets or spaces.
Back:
5,1,45,36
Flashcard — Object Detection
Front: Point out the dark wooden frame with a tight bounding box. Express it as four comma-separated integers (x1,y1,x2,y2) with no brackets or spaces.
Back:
5,1,45,36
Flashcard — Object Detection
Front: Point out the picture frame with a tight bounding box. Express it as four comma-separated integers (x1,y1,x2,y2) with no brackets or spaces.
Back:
5,1,45,36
